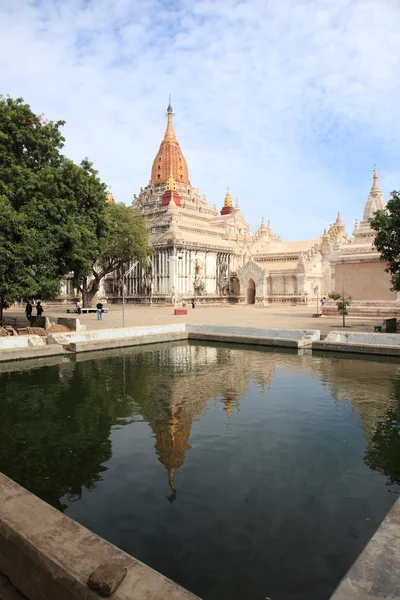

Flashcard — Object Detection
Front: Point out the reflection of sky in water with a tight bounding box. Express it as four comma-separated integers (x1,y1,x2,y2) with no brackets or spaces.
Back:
0,342,399,600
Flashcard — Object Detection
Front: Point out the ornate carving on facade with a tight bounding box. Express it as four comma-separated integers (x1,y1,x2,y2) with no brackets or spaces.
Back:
236,260,267,297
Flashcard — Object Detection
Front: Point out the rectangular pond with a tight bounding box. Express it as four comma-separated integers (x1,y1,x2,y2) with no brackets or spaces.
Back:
1,341,400,600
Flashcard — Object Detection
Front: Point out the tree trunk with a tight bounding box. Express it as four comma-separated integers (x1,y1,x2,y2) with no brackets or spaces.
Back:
0,295,4,322
342,311,345,327
81,277,101,308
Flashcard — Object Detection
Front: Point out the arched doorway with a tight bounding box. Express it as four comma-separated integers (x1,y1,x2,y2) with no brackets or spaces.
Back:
247,278,256,304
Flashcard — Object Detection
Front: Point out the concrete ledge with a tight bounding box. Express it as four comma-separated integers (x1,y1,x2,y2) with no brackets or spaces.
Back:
325,331,400,346
57,317,86,331
187,324,320,345
69,331,188,353
47,323,187,347
188,331,302,348
0,335,45,350
312,340,400,357
330,497,400,600
0,473,200,600
0,345,65,363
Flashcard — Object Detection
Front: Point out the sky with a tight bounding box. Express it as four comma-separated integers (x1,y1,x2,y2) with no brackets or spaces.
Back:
2,0,400,240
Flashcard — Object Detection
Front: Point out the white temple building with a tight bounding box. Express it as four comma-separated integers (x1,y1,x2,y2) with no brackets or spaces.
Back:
107,100,349,305
59,101,392,308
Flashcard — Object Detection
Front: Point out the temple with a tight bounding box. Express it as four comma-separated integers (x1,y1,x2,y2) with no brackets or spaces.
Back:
105,100,349,305
59,101,395,310
324,167,398,317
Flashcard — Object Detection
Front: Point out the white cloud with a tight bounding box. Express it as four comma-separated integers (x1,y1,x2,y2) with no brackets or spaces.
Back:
1,0,400,239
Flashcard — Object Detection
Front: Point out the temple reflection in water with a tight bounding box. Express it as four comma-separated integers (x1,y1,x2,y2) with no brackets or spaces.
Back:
1,342,399,508
103,343,399,499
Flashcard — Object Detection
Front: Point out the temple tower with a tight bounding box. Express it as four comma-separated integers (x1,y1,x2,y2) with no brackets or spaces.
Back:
150,98,190,185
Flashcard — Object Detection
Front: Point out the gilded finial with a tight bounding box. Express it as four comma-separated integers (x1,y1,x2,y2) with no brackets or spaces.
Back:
373,164,378,180
223,187,233,207
163,96,176,142
167,167,176,191
106,185,115,204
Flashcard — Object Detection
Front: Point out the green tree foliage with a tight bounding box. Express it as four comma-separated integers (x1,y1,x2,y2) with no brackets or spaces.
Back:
0,95,108,317
370,191,400,291
365,385,400,487
77,202,151,307
328,291,352,327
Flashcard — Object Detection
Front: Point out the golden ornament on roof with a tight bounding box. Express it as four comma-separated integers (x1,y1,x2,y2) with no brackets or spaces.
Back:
106,185,115,204
224,187,233,207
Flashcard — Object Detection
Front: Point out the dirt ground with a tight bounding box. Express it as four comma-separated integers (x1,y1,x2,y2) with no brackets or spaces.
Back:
3,303,379,335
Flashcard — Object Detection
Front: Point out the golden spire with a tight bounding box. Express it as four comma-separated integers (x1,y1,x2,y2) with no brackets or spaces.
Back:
373,164,377,180
106,185,115,204
167,167,176,191
163,96,176,143
150,100,190,185
224,187,233,207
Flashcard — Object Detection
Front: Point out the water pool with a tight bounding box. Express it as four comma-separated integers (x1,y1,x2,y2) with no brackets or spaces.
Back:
1,342,400,600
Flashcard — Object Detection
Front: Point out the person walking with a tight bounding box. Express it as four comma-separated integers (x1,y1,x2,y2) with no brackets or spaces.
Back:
191,298,196,309
76,299,82,315
25,301,33,321
96,301,103,320
36,301,43,317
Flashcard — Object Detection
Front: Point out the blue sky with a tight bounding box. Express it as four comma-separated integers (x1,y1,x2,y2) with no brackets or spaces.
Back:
2,0,400,239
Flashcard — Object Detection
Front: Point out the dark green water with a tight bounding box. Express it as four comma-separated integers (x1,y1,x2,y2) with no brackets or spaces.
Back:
1,342,400,600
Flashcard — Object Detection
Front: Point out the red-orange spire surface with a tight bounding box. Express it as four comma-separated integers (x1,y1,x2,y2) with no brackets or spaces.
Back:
150,99,190,185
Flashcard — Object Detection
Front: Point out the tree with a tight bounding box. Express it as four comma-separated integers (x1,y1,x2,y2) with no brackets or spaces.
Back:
370,191,400,291
73,202,151,307
328,291,352,327
0,95,108,319
365,379,400,487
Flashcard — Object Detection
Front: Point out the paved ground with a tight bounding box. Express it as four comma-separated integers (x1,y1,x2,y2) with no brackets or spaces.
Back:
4,303,378,335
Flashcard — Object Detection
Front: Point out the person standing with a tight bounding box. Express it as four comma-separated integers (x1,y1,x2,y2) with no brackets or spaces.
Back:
25,301,33,321
192,298,196,309
96,301,103,320
76,300,82,315
36,301,43,317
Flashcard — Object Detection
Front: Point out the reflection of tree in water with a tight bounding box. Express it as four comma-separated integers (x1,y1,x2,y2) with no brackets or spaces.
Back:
0,345,240,510
0,357,147,511
365,379,400,486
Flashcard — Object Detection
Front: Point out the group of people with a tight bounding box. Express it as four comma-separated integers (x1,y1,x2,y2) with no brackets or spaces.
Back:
25,300,43,321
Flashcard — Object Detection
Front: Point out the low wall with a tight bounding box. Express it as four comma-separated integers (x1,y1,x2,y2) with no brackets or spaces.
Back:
312,330,400,356
0,336,65,363
330,497,400,599
57,317,86,331
48,324,188,352
29,316,51,329
188,332,302,348
187,324,320,348
46,324,319,353
0,335,45,350
326,331,400,345
0,473,199,600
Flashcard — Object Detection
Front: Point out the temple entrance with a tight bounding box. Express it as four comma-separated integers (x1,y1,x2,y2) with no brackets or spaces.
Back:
247,278,256,304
